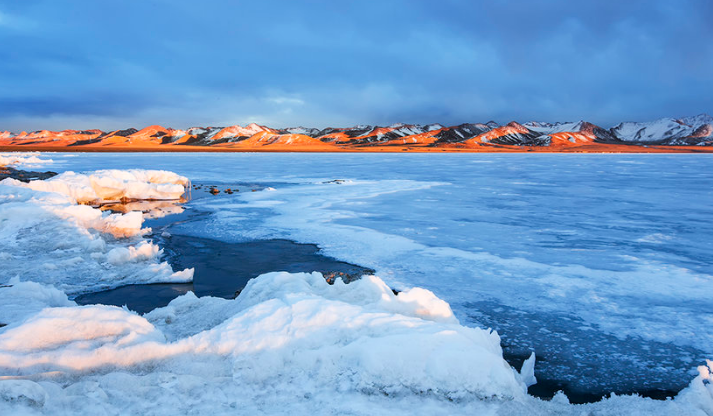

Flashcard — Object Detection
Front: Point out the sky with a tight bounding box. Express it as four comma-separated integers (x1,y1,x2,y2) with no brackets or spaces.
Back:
0,0,711,131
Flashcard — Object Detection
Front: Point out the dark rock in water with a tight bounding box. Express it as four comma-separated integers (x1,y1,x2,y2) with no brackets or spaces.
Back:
0,166,57,182
0,323,5,328
209,187,220,195
322,271,363,285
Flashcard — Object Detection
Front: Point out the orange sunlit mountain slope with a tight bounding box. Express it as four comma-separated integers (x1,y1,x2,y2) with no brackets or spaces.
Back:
1,115,712,153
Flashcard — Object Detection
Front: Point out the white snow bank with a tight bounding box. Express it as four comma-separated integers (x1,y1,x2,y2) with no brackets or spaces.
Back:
0,152,53,169
1,271,712,415
4,169,189,204
675,360,713,415
0,380,48,408
0,279,75,325
195,272,522,400
0,272,525,404
0,305,165,355
0,175,193,296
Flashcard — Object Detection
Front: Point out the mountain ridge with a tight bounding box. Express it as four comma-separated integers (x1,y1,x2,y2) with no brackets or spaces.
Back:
1,114,712,151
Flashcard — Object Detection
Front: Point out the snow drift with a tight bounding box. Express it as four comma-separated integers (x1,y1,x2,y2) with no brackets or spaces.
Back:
0,152,53,169
0,272,529,412
0,272,712,415
5,169,189,204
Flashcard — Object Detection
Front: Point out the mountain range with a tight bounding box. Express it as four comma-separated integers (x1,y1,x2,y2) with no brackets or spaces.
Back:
1,114,711,152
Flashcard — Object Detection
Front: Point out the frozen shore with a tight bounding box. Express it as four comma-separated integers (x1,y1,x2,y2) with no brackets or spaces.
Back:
1,152,712,415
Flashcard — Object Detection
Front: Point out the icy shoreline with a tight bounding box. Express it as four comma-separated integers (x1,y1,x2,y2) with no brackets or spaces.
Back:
0,153,712,415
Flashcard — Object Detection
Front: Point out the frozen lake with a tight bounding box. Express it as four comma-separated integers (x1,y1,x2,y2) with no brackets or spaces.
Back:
5,153,713,410
40,152,713,400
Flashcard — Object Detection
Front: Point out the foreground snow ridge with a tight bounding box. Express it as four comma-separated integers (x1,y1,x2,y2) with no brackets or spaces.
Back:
0,273,526,399
0,272,712,415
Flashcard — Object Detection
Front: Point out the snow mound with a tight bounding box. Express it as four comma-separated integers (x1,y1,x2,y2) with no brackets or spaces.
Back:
0,271,527,403
2,271,712,414
203,272,523,400
0,152,53,169
0,305,165,357
5,169,189,204
0,380,48,408
0,279,75,325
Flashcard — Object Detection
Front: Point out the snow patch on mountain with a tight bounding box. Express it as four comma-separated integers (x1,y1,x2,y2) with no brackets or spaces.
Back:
611,114,713,143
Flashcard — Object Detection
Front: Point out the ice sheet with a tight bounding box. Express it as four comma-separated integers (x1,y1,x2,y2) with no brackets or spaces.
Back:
101,152,713,394
2,152,713,414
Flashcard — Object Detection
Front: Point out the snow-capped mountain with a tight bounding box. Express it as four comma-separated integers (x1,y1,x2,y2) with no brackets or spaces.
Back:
1,114,711,150
466,121,548,146
610,114,713,145
432,123,494,144
314,123,445,145
278,126,322,136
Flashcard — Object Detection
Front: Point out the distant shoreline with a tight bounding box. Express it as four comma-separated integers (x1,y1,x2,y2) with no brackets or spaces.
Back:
3,144,713,154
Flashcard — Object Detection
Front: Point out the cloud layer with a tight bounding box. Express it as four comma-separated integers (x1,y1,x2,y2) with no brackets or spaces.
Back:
1,0,711,131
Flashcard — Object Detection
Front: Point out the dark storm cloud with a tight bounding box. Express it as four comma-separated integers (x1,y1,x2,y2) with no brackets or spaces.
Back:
0,0,711,131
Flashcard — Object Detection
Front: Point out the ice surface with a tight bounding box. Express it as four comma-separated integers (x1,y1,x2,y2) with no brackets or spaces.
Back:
2,152,713,414
85,152,712,395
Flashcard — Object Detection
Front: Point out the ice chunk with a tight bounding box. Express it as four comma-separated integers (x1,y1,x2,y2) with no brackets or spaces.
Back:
0,380,47,408
519,352,537,387
106,241,162,265
0,305,167,371
0,152,53,169
0,175,193,294
675,360,713,414
6,169,189,203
